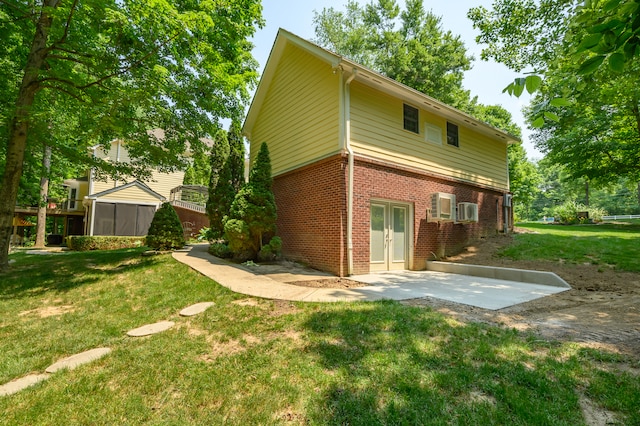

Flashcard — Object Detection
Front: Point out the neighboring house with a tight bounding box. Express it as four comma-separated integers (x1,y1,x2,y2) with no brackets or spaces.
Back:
63,139,207,239
243,29,518,277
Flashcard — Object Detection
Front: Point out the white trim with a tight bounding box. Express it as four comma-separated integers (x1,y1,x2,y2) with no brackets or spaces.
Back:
93,199,162,206
87,180,166,201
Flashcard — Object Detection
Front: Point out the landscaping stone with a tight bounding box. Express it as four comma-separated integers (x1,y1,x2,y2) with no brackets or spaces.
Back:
179,302,215,317
127,321,175,337
45,347,112,373
0,374,50,397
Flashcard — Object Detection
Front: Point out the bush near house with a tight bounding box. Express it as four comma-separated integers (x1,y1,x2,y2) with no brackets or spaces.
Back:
66,236,146,251
224,142,278,261
146,202,185,250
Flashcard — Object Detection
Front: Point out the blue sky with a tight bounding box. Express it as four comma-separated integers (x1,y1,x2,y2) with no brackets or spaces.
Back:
250,0,541,159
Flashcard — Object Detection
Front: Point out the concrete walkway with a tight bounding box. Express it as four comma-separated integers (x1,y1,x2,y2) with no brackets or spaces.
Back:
172,244,570,309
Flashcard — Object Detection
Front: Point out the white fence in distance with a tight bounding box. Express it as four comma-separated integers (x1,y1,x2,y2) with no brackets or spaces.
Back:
602,215,640,220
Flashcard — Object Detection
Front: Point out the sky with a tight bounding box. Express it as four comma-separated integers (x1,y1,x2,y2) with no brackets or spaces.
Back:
250,0,542,159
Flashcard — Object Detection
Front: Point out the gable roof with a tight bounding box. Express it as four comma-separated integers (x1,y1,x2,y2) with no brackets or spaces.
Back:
244,28,519,145
88,180,166,201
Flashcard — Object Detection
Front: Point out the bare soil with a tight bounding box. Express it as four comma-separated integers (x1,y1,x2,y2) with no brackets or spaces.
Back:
403,231,640,360
287,231,640,359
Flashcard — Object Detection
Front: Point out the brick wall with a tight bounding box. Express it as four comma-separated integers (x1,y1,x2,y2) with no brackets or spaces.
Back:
273,154,506,277
351,156,505,273
173,206,209,240
272,155,348,276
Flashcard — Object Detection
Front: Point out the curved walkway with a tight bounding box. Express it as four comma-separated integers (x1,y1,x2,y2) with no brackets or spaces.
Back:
172,244,569,309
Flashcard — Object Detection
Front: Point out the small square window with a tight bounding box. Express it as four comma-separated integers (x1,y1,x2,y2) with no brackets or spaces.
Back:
403,104,419,134
447,122,459,147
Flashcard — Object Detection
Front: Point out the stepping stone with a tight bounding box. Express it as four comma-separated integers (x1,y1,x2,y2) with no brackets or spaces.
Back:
179,302,215,317
45,347,112,373
0,374,50,396
127,321,175,337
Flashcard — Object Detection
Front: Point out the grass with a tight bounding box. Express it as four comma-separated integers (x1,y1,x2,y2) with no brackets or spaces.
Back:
503,220,640,271
1,248,639,425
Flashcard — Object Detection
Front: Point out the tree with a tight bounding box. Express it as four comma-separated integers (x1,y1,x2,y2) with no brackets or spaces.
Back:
470,0,640,184
527,58,640,184
471,104,539,219
146,202,185,250
34,145,51,248
314,0,473,107
227,119,246,192
206,130,232,238
224,142,276,260
0,0,263,271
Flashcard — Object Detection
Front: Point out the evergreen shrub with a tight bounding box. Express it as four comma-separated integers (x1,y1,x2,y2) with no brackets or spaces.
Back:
146,202,185,250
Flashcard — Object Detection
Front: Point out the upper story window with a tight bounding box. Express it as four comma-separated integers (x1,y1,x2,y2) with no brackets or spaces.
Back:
403,104,419,134
446,122,459,147
425,123,443,145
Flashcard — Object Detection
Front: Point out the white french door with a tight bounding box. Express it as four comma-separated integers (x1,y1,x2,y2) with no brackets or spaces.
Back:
370,202,408,271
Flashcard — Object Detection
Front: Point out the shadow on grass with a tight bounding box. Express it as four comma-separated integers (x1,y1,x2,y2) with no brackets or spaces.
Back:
302,301,584,424
1,248,161,300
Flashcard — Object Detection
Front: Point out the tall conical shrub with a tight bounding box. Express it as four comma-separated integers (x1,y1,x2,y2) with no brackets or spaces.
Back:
224,142,277,260
206,129,231,238
146,202,185,250
227,120,246,192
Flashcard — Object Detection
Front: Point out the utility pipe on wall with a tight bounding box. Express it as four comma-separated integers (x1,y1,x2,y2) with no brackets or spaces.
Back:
344,69,357,275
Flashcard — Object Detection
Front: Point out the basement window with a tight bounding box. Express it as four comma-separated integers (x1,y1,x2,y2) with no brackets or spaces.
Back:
403,104,419,134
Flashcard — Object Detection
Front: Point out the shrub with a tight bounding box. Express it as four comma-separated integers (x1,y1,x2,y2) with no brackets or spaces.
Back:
197,227,215,242
225,142,277,260
258,236,283,262
223,218,253,261
67,236,146,251
146,202,185,250
549,201,608,224
208,242,232,258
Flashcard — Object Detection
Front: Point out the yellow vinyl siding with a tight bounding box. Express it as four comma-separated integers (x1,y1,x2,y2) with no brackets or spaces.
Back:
147,170,184,199
250,43,340,175
91,171,182,200
90,141,183,199
98,186,161,203
350,82,508,190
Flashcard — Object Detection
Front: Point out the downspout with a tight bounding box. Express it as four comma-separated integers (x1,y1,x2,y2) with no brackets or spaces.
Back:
344,69,357,275
504,145,510,234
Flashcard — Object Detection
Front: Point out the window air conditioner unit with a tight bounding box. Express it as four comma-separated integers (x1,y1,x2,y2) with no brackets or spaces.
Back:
428,193,456,222
457,202,479,223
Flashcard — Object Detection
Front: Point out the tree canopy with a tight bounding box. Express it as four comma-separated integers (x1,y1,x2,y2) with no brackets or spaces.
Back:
469,0,640,188
0,0,263,270
314,0,473,108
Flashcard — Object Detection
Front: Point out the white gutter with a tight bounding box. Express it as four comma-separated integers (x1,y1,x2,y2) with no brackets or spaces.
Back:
344,68,357,275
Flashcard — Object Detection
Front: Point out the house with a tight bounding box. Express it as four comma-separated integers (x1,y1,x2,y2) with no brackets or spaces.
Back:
61,138,208,239
243,29,517,277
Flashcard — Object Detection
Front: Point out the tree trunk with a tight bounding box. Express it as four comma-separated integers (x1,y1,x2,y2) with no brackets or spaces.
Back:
0,0,58,272
585,180,589,207
34,145,52,248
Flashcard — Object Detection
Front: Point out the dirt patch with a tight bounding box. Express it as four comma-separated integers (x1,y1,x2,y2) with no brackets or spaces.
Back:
403,233,640,360
287,278,367,289
19,304,75,318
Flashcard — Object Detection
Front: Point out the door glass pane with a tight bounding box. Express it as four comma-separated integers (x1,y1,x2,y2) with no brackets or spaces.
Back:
370,205,385,262
393,207,406,261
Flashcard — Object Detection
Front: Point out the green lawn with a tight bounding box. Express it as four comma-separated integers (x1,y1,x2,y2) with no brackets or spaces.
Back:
504,221,640,271
1,248,639,425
